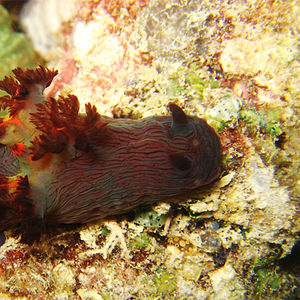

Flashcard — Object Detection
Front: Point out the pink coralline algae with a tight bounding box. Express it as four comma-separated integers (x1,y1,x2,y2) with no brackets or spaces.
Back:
0,67,221,236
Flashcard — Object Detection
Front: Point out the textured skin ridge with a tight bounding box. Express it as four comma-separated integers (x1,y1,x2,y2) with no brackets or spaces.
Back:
0,67,221,236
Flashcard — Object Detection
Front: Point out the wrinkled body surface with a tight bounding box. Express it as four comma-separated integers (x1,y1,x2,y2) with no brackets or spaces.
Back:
0,67,221,231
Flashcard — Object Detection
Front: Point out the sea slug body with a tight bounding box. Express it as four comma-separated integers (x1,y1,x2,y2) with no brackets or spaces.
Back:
0,67,221,233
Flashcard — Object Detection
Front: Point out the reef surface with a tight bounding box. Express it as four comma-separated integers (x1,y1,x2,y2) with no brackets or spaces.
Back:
0,0,299,299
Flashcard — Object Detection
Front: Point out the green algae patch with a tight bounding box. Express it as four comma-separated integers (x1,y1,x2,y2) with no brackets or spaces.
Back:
254,268,279,299
101,291,112,300
129,232,149,249
154,268,176,295
245,244,298,300
134,207,168,229
0,5,38,96
240,108,283,137
102,225,111,237
168,66,220,100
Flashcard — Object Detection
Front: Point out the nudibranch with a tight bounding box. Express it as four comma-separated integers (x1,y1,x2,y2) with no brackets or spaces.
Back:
0,66,221,233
